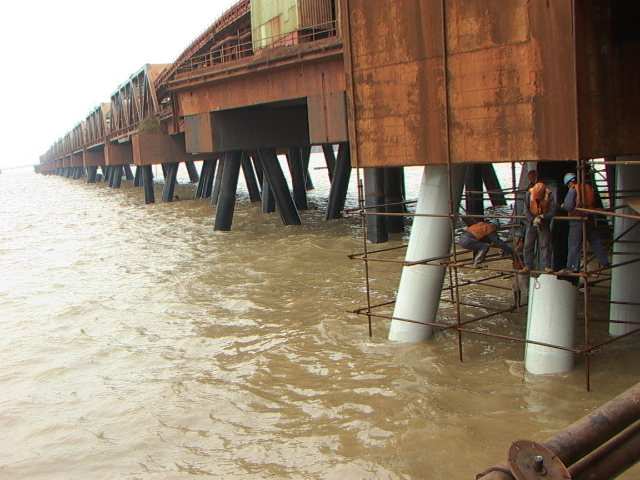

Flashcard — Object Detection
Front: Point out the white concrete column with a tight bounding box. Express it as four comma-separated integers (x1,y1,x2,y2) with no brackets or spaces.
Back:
388,164,466,342
525,275,578,374
610,159,640,336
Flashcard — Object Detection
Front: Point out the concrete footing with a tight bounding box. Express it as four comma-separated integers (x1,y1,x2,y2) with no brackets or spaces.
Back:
525,274,578,374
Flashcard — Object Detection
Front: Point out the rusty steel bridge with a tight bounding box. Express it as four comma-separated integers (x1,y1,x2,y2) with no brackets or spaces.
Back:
37,2,640,477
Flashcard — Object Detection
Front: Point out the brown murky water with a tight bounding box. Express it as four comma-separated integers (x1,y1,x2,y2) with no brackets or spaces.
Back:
1,161,638,479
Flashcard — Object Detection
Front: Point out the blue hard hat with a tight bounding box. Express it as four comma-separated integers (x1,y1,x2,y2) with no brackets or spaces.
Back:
563,172,577,185
488,218,501,228
515,227,525,238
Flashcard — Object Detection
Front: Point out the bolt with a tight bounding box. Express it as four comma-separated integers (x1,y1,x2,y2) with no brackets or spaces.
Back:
533,456,547,475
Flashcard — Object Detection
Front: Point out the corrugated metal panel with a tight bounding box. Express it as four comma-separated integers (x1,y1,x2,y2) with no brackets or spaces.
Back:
300,0,333,28
251,0,334,49
251,0,300,49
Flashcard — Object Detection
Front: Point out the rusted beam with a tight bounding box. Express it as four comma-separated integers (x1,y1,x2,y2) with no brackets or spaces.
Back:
477,382,640,479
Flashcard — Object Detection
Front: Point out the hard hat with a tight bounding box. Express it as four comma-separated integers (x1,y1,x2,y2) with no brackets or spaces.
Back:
563,172,577,185
515,227,525,238
488,218,501,228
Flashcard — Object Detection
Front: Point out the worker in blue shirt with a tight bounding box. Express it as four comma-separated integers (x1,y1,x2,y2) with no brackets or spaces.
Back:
560,173,610,273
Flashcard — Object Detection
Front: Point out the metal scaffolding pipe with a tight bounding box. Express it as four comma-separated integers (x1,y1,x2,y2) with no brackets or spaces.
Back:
477,382,640,480
570,421,640,480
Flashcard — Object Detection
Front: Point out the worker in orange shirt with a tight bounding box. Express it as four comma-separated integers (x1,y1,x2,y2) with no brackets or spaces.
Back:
521,182,556,273
457,219,512,267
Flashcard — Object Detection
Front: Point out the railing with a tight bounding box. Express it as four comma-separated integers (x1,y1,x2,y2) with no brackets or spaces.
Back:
175,20,339,75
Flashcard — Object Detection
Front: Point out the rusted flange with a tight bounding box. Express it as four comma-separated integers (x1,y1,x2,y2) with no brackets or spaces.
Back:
508,440,571,480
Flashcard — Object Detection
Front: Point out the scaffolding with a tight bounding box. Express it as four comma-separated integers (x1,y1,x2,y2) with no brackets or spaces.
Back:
347,158,640,391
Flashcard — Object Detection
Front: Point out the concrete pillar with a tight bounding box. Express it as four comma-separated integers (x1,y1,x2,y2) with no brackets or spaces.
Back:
388,164,466,342
525,274,578,374
610,159,640,336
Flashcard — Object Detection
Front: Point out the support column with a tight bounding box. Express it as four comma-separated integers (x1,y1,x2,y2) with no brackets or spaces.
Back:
261,177,276,213
364,167,388,244
110,165,123,188
322,144,336,181
141,165,155,204
481,163,507,206
162,162,179,202
87,166,98,183
124,164,134,180
302,146,314,190
197,158,216,198
133,165,142,187
465,164,484,217
525,275,578,374
389,164,466,342
257,148,302,226
214,151,242,231
287,146,309,210
241,151,261,203
185,161,200,183
211,158,224,205
384,167,405,233
325,142,351,220
610,159,640,336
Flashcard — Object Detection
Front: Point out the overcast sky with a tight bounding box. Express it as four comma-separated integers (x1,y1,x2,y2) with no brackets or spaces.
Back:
0,0,238,169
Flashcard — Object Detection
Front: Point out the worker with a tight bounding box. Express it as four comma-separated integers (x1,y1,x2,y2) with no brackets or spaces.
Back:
457,219,512,267
511,227,528,308
521,181,556,273
527,170,537,189
560,173,610,273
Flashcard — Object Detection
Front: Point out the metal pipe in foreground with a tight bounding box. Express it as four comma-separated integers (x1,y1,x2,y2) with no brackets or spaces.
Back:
569,420,640,480
477,382,640,479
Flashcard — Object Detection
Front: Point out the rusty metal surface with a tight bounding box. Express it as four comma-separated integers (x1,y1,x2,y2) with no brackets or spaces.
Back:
41,0,342,168
85,104,110,147
110,64,167,135
131,132,193,166
478,381,640,480
507,440,571,480
83,149,105,167
154,0,251,89
342,0,448,167
252,0,335,49
104,141,133,166
343,0,572,167
307,91,348,144
175,52,345,115
343,0,640,168
575,0,640,158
